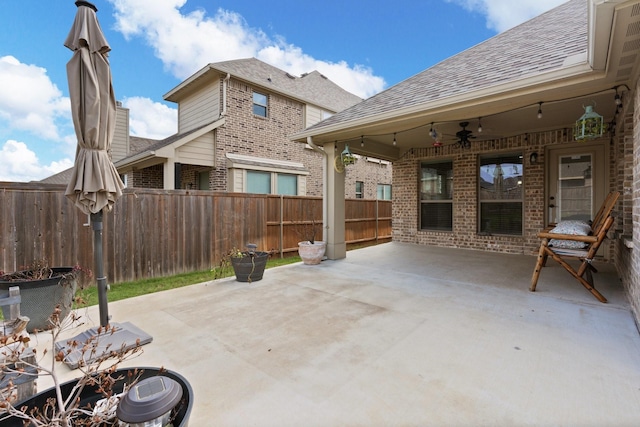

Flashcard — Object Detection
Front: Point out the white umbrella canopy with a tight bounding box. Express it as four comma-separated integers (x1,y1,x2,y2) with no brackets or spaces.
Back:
64,0,124,215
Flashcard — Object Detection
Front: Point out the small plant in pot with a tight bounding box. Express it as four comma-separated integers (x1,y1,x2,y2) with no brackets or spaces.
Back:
227,244,270,283
0,260,92,332
296,219,327,265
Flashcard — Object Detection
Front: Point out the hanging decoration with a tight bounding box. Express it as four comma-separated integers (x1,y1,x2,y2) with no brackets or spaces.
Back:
574,103,606,140
334,144,357,173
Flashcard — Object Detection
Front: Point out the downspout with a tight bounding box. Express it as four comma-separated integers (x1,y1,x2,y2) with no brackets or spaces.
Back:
307,137,328,242
221,73,230,117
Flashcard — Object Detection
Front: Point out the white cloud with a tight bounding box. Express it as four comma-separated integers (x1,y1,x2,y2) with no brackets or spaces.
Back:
0,56,69,140
0,140,73,182
121,97,177,139
109,0,385,98
447,0,568,32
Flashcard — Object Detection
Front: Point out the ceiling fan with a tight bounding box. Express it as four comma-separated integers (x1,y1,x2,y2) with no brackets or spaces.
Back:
456,121,475,149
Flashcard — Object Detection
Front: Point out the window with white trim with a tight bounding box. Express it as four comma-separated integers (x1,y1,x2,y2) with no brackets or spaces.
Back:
226,153,308,196
355,181,364,199
253,92,268,117
377,184,392,200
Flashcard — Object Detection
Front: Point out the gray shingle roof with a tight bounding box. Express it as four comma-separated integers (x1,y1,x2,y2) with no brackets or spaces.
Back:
201,58,362,112
130,136,158,154
305,0,585,132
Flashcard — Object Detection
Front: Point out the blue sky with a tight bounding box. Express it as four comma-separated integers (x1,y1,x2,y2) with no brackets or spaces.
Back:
0,0,567,182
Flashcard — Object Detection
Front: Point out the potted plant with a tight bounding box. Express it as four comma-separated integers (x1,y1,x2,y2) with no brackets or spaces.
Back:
229,244,270,283
296,219,327,265
0,260,91,332
0,308,193,426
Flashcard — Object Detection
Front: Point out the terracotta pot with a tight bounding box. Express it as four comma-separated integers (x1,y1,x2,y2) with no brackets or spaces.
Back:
298,241,327,265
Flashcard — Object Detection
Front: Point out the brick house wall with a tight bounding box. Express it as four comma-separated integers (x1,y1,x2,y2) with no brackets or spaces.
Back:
616,79,640,326
212,78,325,195
344,156,393,199
130,165,163,189
392,129,619,256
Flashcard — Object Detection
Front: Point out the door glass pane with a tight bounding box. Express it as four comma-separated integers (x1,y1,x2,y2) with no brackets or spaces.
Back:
247,171,271,194
558,154,592,221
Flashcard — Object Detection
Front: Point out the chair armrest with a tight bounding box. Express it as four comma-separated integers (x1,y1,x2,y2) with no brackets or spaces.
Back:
537,231,597,243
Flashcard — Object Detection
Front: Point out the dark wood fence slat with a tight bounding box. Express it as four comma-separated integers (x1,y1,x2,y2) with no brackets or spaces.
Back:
0,184,391,282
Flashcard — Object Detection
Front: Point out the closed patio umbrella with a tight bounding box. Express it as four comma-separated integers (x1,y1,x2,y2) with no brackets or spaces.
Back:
65,0,123,217
64,0,123,328
60,1,151,369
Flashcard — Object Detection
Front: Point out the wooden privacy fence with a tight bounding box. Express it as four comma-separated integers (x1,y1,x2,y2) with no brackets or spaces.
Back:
0,183,391,283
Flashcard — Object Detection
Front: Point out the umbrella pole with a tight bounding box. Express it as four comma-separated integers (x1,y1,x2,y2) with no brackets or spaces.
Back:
56,210,152,369
91,211,109,327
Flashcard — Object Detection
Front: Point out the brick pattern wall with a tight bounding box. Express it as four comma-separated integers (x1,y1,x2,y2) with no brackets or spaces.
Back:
616,80,640,326
392,129,617,256
130,165,163,189
344,157,393,199
211,79,323,195
127,77,392,198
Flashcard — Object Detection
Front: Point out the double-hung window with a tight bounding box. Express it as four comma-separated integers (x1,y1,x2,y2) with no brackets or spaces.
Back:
355,181,364,199
253,92,268,117
420,161,453,231
478,153,523,235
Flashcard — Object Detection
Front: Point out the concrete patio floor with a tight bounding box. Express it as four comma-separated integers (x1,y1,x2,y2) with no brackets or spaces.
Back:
35,242,640,426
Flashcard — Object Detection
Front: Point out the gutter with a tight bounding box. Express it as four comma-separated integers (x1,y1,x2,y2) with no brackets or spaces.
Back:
307,137,328,243
290,61,598,142
221,73,230,117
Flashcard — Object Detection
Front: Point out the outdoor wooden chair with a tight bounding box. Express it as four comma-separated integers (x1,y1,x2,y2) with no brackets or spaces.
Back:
529,191,620,302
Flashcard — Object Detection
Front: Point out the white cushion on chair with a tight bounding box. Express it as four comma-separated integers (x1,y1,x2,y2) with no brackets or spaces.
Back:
549,220,592,249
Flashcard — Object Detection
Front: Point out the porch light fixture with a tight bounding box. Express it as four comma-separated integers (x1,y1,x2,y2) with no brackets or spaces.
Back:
429,123,437,139
537,102,543,119
360,135,364,147
393,133,397,146
574,103,605,140
341,144,356,166
477,117,483,133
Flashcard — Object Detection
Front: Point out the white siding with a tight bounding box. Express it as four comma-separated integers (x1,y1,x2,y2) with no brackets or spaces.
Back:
305,105,322,127
228,169,244,192
305,105,333,128
178,80,220,133
112,106,129,162
297,175,307,196
176,132,215,166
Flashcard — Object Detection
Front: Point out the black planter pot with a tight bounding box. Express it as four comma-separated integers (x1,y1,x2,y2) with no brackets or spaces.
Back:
230,251,269,282
0,367,193,426
0,267,77,332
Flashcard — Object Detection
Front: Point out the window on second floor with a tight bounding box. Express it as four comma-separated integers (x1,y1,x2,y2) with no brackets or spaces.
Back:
253,92,268,117
355,181,364,199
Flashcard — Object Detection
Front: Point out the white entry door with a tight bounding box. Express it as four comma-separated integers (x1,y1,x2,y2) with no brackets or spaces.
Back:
547,141,607,226
546,142,610,259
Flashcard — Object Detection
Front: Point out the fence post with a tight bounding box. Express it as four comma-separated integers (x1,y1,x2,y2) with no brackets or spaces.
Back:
376,199,379,243
280,195,284,258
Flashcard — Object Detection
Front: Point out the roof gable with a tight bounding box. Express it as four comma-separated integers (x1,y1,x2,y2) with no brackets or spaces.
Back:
166,58,362,113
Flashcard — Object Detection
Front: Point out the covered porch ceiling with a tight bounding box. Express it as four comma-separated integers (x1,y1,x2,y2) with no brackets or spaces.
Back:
291,0,640,162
